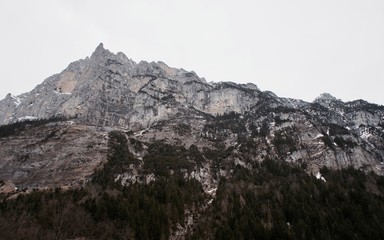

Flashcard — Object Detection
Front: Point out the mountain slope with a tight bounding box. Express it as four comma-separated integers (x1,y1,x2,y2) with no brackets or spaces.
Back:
1,44,384,239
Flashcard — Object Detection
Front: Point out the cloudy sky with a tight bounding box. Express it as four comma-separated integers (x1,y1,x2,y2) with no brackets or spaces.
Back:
1,0,384,104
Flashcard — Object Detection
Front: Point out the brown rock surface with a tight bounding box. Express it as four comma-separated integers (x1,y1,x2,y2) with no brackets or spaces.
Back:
0,122,108,189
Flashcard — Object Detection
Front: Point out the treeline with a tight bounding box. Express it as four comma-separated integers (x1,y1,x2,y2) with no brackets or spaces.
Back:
92,131,139,186
1,130,384,239
191,159,384,240
0,131,206,239
0,116,69,138
0,177,205,239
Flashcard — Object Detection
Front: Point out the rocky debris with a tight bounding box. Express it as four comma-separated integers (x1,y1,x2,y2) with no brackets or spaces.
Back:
0,122,108,189
0,180,17,193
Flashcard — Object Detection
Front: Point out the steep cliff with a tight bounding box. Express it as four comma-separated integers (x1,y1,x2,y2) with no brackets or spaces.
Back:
0,43,260,130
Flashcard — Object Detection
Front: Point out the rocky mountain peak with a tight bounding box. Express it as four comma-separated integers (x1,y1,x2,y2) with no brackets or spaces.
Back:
313,92,344,110
0,44,263,127
90,42,116,62
314,92,340,102
93,42,106,54
96,42,104,50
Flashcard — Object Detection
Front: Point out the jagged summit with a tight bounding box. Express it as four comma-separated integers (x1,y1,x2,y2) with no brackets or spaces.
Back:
96,42,104,51
90,42,122,63
91,42,108,57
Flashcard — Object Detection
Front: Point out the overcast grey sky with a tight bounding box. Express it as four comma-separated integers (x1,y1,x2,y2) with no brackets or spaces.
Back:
1,0,384,105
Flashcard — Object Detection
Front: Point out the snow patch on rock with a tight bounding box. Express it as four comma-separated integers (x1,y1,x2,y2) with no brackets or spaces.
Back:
316,172,326,182
17,116,38,122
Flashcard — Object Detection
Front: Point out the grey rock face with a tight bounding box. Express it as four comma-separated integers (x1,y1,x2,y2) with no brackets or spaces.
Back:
0,44,260,129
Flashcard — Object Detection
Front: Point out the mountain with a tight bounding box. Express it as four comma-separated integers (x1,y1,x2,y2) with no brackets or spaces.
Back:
0,43,259,129
1,43,384,183
1,44,384,239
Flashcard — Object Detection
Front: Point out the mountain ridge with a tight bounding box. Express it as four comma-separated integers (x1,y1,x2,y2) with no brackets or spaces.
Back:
2,43,383,128
1,43,384,188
